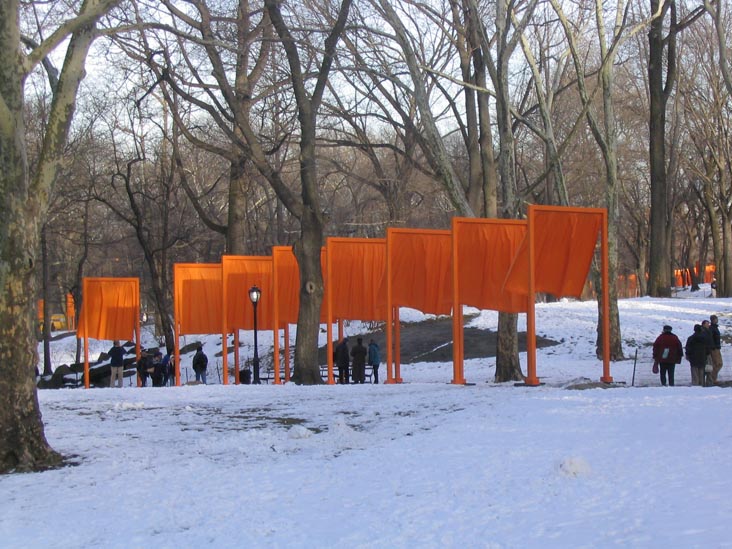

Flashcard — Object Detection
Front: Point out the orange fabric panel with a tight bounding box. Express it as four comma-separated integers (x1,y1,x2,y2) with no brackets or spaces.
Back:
505,208,602,298
66,293,75,323
272,247,328,324
705,264,716,283
78,278,139,340
327,238,387,321
453,218,528,313
37,300,43,320
222,255,274,330
174,264,222,336
388,229,452,315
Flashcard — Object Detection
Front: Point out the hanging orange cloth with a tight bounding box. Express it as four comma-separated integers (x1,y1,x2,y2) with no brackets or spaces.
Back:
272,246,328,324
388,229,452,315
221,255,274,330
327,238,387,321
504,209,602,298
174,264,222,335
77,278,139,340
452,218,528,313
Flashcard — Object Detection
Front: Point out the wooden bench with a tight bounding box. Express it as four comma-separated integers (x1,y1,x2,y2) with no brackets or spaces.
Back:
319,364,374,383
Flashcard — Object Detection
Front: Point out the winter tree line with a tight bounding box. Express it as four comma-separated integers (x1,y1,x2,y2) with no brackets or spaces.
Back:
2,0,732,472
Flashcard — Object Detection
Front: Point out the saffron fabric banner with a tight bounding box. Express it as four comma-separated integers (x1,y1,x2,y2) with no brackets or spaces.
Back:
388,229,452,315
174,264,222,336
78,278,139,340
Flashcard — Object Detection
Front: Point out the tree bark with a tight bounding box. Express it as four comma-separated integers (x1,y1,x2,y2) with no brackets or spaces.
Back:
0,0,117,473
648,0,673,297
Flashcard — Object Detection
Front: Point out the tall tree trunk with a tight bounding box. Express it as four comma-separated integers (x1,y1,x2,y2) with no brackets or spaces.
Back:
648,0,673,297
227,156,249,255
0,0,117,473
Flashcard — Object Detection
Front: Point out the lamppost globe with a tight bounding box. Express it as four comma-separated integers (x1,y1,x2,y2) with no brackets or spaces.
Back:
249,285,261,384
249,285,261,305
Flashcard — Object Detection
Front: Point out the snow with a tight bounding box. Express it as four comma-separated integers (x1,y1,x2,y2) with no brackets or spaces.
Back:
3,286,732,548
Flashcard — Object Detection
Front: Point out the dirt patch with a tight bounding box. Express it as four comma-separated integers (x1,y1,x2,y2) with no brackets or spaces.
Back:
318,315,558,364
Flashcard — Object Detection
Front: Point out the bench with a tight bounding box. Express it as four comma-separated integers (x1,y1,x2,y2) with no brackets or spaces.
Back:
319,364,374,383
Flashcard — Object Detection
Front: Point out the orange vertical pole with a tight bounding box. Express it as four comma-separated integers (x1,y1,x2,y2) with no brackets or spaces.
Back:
284,324,291,382
273,262,281,384
82,278,90,389
451,220,466,384
525,207,540,386
600,210,613,383
386,307,395,384
394,307,403,383
222,330,229,385
222,268,229,386
326,246,335,385
234,331,240,384
135,278,141,385
386,233,395,384
173,268,181,387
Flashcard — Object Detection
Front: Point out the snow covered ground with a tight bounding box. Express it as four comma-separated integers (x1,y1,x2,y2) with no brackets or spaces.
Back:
3,286,732,548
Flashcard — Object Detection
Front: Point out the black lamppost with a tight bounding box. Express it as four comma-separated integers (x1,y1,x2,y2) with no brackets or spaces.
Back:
249,285,261,384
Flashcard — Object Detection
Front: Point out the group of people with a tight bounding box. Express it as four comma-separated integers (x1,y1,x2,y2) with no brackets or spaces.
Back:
652,315,723,386
107,340,177,388
333,337,381,384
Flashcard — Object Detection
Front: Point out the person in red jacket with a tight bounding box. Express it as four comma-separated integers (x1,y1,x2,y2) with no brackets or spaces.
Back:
652,325,684,386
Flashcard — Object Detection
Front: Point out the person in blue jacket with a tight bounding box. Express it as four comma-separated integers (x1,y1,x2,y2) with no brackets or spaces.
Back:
368,339,381,384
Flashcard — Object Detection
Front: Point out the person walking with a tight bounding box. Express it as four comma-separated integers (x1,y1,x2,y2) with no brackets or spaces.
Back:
192,344,208,384
334,337,350,384
652,325,683,386
709,314,723,384
685,324,710,386
107,340,126,388
368,339,381,384
350,337,367,384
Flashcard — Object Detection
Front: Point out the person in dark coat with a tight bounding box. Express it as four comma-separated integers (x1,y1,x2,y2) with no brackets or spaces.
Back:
137,350,152,387
334,337,350,384
368,339,381,384
108,340,126,388
652,325,683,386
350,337,367,384
151,351,165,387
192,344,208,384
709,314,723,383
685,324,710,386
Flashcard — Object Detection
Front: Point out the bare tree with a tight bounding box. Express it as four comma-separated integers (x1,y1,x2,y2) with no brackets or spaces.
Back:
0,0,121,474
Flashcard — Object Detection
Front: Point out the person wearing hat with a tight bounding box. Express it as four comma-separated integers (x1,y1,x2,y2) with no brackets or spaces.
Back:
652,325,683,386
685,325,710,386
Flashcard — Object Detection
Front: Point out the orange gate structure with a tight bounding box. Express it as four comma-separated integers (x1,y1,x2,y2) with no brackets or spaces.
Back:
385,228,453,384
173,264,223,386
451,218,528,384
77,277,140,388
325,238,387,384
221,255,274,384
502,206,611,385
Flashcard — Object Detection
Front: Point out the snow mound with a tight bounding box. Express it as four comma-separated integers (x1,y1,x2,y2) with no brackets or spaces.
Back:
557,456,591,477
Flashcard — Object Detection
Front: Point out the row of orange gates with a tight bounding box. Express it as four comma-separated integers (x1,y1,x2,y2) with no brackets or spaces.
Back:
75,205,613,389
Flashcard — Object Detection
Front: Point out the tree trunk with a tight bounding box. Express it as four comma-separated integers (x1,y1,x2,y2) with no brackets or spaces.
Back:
648,0,672,297
290,208,325,385
495,312,523,381
227,156,249,255
0,0,116,473
0,140,62,471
